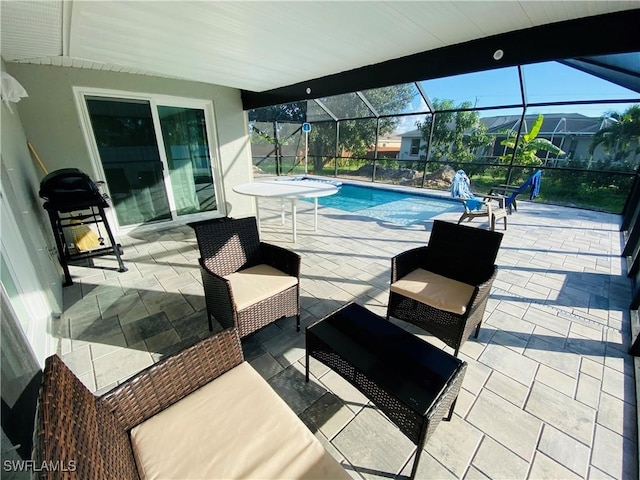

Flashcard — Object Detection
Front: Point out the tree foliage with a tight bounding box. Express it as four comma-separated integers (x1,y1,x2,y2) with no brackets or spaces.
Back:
589,104,640,161
248,87,415,173
248,103,307,124
248,103,307,146
499,114,565,166
416,99,491,163
307,86,415,172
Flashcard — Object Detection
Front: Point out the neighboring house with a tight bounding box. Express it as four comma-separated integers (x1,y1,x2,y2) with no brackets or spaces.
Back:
397,113,627,164
365,134,402,159
480,113,610,163
398,129,425,160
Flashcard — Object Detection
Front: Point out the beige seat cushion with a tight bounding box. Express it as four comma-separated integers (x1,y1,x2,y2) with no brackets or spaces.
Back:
390,268,475,315
131,362,349,480
224,264,298,311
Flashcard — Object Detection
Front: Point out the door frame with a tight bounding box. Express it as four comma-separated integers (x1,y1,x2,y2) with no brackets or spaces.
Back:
73,87,226,231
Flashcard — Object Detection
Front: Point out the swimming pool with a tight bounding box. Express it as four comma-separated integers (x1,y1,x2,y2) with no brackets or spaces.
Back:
303,183,459,226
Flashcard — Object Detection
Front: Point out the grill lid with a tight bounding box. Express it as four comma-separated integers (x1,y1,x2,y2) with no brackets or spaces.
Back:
39,168,108,209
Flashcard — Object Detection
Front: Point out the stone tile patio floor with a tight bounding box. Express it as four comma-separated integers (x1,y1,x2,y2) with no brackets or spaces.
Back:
55,192,637,479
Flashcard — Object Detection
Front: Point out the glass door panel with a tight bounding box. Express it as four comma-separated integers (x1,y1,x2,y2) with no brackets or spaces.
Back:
158,106,217,216
86,97,171,226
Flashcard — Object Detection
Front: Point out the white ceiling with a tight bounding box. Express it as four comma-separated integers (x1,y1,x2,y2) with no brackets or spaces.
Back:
1,1,638,93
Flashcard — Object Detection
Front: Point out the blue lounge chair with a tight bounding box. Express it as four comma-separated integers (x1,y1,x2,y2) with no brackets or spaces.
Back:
489,169,542,213
451,170,507,231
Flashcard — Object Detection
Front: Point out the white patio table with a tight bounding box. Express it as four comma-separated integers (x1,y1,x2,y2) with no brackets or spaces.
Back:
232,178,339,242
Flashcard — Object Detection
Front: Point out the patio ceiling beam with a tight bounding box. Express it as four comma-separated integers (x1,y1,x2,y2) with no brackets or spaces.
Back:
242,9,640,110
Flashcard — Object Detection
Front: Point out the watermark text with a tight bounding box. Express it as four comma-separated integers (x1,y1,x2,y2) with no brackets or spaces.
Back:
3,460,77,473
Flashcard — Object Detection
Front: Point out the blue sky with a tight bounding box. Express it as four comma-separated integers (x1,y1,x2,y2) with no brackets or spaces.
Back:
394,60,639,134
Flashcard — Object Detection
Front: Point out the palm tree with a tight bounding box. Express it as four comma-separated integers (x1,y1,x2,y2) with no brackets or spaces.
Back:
499,114,565,166
589,104,640,162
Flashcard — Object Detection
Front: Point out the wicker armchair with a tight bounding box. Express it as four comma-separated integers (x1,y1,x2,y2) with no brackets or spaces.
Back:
189,216,301,337
387,220,503,356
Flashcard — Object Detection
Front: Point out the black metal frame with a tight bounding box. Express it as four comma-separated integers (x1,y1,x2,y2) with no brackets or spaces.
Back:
44,202,126,286
624,177,640,311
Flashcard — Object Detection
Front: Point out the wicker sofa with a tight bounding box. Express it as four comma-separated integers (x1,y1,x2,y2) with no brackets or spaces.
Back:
33,328,349,479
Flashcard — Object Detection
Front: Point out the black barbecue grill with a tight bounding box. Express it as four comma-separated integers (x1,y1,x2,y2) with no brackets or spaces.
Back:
39,168,126,286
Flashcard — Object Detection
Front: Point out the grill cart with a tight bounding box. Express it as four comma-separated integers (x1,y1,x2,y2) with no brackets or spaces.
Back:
39,168,126,286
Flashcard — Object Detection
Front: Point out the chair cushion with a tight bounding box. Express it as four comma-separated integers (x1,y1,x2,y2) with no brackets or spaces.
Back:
130,362,349,480
224,264,298,311
390,268,475,315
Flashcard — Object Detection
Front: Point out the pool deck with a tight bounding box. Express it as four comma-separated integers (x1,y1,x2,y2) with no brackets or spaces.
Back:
56,186,637,479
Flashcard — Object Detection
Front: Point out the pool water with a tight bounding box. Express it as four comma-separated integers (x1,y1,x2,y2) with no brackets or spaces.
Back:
303,184,459,226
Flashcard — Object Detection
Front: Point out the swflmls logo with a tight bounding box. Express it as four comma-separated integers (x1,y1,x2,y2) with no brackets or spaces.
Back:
3,460,77,472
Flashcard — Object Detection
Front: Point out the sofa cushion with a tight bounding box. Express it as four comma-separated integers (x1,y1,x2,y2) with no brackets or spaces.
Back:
130,361,349,480
390,268,475,315
224,264,298,311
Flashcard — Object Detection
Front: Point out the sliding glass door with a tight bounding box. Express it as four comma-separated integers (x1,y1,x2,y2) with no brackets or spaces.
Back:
158,106,217,216
86,97,171,225
82,92,220,228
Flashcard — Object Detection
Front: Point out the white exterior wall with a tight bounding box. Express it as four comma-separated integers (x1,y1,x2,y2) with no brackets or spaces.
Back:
6,63,256,222
1,62,256,365
1,64,61,367
399,136,425,160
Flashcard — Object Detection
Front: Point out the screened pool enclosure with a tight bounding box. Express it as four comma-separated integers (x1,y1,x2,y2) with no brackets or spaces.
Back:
249,54,639,216
248,52,640,313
